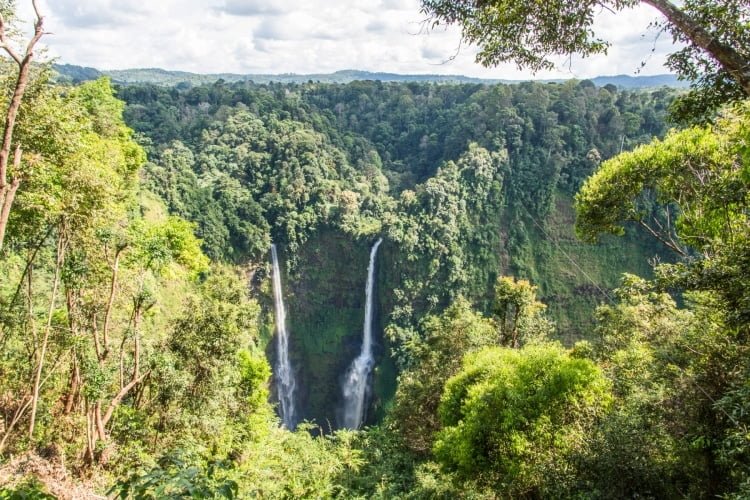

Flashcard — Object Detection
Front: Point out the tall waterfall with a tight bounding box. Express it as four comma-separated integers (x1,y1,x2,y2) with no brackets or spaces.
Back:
271,244,296,429
341,238,383,429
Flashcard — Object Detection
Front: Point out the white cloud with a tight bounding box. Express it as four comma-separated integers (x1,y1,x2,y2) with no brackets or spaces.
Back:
218,0,286,16
13,0,679,78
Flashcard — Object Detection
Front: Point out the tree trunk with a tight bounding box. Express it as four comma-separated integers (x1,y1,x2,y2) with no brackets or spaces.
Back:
85,403,96,463
0,350,64,452
95,402,106,441
0,147,22,251
102,248,124,359
63,353,81,414
28,230,65,439
83,298,151,462
0,63,31,192
642,0,750,95
0,396,31,453
512,308,520,348
63,289,82,414
0,4,45,251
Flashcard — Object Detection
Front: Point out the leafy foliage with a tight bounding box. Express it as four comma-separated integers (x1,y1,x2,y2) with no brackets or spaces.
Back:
665,0,750,123
421,0,637,72
434,343,611,497
493,275,553,347
111,451,238,499
5,8,743,496
0,479,56,500
117,78,675,428
576,101,750,497
388,298,496,454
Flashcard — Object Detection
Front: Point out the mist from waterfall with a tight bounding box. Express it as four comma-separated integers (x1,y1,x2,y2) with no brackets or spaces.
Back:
271,244,297,429
341,238,383,429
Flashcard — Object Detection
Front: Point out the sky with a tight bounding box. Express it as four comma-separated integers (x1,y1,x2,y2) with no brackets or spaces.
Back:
14,0,680,79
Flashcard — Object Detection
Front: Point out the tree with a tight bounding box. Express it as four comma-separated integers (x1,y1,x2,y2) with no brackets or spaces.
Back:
420,0,749,121
575,100,750,497
0,78,155,455
666,0,750,123
168,267,259,417
0,0,45,251
575,102,750,333
434,343,611,496
584,275,731,497
388,298,496,454
492,276,553,347
17,79,146,442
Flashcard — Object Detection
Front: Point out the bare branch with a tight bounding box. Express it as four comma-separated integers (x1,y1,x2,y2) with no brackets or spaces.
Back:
23,6,45,60
637,219,689,257
0,43,23,64
31,0,42,22
100,370,151,428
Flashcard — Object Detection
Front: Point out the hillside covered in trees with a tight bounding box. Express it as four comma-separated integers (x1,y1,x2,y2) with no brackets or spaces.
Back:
117,78,674,426
1,0,749,498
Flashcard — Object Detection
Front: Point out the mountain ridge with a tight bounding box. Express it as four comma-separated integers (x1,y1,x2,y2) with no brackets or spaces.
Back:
53,63,688,88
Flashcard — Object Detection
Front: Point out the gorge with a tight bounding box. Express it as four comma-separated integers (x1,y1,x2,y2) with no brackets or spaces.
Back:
1,0,746,493
120,78,675,427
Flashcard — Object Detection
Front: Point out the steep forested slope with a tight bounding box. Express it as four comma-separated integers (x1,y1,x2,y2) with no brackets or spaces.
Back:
117,79,675,425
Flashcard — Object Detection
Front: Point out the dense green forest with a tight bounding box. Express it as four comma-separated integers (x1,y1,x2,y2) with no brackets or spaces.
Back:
1,0,749,498
118,78,673,424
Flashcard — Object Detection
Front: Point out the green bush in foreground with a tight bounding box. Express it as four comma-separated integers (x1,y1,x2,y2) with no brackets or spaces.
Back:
435,343,611,496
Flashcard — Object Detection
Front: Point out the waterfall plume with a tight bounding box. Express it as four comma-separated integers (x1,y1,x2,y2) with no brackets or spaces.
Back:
341,238,383,429
271,244,297,429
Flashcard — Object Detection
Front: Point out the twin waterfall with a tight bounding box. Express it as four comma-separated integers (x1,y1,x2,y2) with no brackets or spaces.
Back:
270,244,297,429
270,239,382,431
341,238,383,429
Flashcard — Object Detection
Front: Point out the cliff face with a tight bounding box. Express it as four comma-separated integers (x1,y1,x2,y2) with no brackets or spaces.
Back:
280,230,372,426
271,195,662,427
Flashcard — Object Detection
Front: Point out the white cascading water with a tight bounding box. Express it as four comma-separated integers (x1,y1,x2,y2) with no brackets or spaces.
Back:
271,244,296,429
341,238,383,429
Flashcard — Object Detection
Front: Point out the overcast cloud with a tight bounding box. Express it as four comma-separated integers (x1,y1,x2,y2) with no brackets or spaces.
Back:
14,0,679,79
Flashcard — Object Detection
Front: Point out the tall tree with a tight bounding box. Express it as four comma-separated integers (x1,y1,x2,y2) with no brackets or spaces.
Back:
434,343,611,497
493,276,552,347
0,0,45,251
576,98,750,498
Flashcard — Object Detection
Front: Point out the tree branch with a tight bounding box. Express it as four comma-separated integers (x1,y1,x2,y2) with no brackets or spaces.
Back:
641,0,750,95
0,10,22,64
102,247,125,359
100,370,151,429
637,218,689,257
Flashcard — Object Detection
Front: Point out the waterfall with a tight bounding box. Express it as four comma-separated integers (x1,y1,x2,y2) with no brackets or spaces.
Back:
270,244,296,429
341,238,383,429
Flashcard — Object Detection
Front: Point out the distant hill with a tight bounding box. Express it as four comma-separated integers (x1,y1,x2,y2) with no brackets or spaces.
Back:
52,63,688,89
589,74,687,88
